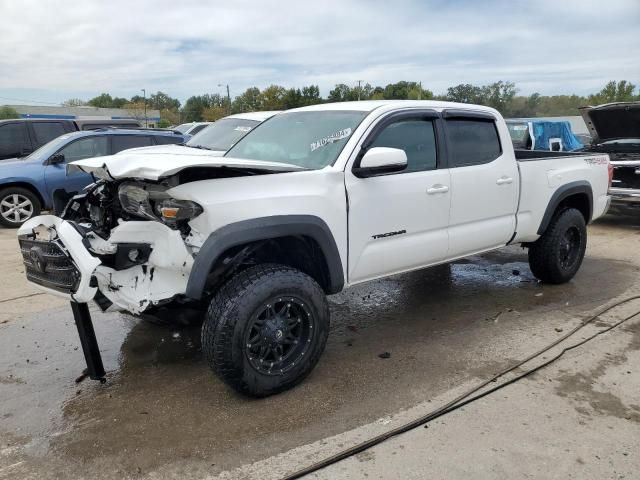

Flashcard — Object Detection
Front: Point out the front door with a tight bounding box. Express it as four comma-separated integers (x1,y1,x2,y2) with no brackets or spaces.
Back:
346,114,451,284
44,135,109,205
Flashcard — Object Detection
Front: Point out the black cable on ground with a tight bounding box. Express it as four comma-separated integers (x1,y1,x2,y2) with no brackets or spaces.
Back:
281,294,640,480
0,292,45,304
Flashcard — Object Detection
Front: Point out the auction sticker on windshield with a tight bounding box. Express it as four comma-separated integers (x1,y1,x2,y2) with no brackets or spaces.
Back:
310,128,352,152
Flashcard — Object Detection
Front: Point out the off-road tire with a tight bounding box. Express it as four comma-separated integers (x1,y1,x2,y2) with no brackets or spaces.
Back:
0,187,41,228
202,264,330,397
528,208,587,284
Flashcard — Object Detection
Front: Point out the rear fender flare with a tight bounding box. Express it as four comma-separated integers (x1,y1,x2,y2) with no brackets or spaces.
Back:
537,181,593,235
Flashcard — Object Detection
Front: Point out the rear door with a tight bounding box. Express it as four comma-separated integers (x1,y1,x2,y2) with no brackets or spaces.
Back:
444,111,519,258
0,122,30,159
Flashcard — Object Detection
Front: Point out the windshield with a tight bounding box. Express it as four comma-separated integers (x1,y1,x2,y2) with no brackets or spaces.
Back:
187,118,260,151
507,122,530,148
225,111,367,169
174,123,193,133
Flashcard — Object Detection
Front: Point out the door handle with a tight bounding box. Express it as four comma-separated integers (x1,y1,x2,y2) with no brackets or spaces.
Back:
496,176,513,185
427,184,449,194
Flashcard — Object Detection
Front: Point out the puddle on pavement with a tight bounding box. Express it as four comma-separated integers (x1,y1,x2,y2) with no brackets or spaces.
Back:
0,246,636,475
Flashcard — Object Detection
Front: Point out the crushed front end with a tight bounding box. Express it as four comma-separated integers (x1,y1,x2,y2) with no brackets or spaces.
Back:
17,179,200,315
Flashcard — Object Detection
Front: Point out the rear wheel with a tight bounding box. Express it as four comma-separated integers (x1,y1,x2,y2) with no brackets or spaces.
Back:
528,208,587,284
202,264,330,397
0,187,41,228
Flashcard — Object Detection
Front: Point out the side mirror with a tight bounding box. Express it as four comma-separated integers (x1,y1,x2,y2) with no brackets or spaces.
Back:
352,147,407,178
48,153,65,165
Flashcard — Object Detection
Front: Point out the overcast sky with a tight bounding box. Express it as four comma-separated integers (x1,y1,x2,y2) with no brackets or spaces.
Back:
1,0,639,105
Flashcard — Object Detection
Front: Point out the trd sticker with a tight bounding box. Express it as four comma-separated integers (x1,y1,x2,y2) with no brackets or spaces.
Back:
583,157,608,165
310,128,352,152
372,229,406,240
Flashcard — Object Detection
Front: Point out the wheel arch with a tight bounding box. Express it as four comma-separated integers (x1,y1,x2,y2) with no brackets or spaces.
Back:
186,215,345,300
537,181,593,236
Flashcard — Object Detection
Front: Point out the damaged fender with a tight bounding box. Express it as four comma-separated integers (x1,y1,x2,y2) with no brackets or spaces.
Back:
91,221,194,314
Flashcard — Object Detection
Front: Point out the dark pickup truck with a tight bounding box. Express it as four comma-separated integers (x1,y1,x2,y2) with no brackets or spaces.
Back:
0,118,142,160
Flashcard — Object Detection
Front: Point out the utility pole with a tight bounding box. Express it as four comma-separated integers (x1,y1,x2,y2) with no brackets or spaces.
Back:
418,81,422,100
141,88,147,127
357,80,363,101
218,84,231,114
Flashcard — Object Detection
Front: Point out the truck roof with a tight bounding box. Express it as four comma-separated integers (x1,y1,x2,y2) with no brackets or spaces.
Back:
288,100,500,115
225,111,281,121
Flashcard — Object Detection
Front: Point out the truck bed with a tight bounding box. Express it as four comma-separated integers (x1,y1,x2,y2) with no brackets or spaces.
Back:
515,149,594,161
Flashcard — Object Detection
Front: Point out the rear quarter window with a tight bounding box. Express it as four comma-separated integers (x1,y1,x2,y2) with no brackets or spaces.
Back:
446,119,502,167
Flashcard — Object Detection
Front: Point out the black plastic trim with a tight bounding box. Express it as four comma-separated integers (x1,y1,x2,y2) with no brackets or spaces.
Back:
537,181,593,235
441,109,498,121
185,215,345,299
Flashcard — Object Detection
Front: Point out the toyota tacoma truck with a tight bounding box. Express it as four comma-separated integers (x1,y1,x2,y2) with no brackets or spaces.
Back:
17,100,612,397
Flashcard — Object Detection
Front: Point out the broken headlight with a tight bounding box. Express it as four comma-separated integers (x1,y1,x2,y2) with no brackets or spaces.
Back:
118,183,202,225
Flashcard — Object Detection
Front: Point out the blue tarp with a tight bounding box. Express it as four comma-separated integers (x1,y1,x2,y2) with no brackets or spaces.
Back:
531,121,583,151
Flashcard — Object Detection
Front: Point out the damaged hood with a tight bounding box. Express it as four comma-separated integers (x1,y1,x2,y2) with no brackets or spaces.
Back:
580,102,640,144
67,147,305,180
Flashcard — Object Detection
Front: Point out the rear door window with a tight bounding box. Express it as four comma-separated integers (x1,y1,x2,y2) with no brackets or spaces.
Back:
446,119,502,167
0,123,29,158
112,135,153,153
32,122,68,146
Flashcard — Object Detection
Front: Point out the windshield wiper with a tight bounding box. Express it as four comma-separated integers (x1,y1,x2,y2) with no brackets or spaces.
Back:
186,144,214,150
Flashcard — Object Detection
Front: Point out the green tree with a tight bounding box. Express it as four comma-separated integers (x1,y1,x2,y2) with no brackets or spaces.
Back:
232,87,263,112
181,94,226,122
88,93,115,108
62,98,87,107
283,88,303,109
328,83,353,102
589,80,637,104
445,83,484,104
481,81,517,113
148,91,180,110
261,85,287,110
0,106,19,119
202,105,227,121
301,85,321,105
383,81,428,100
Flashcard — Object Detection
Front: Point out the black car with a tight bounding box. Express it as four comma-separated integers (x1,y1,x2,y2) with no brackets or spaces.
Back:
0,118,142,160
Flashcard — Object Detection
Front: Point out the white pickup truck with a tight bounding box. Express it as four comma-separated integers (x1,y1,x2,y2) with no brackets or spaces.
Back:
18,100,612,396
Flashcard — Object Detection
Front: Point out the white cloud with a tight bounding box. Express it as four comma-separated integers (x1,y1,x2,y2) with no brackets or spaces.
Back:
0,0,638,104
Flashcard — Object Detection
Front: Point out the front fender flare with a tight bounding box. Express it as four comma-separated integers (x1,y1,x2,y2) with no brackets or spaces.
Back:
185,215,345,299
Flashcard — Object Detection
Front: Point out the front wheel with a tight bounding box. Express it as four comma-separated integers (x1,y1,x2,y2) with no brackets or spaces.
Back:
528,208,587,284
202,264,330,397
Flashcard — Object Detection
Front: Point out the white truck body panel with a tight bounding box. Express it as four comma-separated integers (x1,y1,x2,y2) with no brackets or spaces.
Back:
18,100,611,313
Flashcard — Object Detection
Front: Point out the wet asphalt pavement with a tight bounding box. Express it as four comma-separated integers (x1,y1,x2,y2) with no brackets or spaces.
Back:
1,216,639,479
